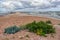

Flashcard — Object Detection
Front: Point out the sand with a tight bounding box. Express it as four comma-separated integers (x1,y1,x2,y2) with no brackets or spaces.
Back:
0,12,60,40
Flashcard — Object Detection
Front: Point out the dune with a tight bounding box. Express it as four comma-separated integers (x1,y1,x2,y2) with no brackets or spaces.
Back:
0,12,60,40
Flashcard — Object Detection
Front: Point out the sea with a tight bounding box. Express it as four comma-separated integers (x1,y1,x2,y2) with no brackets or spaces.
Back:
0,11,60,20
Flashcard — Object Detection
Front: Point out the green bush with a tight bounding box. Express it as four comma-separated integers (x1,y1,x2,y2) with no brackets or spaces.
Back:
4,25,20,34
25,21,55,36
25,21,37,32
4,20,55,36
46,20,52,24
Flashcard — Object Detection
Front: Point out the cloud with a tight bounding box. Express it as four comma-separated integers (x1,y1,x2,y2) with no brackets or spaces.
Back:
0,0,60,13
31,0,50,6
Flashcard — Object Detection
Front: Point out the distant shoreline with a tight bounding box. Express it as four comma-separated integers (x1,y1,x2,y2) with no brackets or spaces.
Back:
0,12,60,21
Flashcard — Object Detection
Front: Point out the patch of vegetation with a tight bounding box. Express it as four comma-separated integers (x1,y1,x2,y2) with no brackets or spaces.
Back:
58,23,60,25
4,25,20,34
25,35,29,38
25,21,55,36
46,20,52,24
4,20,55,37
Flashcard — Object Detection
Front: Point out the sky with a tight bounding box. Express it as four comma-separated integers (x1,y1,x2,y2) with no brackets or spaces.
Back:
0,0,60,13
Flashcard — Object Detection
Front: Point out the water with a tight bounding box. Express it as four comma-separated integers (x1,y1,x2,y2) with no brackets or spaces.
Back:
21,11,60,19
0,11,60,19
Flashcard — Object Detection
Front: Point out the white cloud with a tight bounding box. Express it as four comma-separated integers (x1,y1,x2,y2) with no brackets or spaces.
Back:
2,1,15,9
0,0,60,13
31,0,50,6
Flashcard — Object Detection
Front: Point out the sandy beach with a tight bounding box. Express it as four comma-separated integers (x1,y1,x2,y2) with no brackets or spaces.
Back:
0,12,60,40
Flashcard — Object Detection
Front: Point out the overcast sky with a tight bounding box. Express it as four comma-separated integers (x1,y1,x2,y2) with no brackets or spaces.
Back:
0,0,60,13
